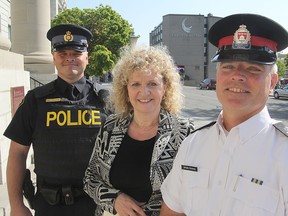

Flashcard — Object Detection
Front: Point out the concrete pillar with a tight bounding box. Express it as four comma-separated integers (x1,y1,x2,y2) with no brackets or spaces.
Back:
0,33,11,51
10,0,55,75
130,35,140,48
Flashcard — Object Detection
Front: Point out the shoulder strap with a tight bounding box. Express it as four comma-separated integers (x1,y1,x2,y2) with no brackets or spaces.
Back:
192,121,216,134
89,80,110,103
273,122,288,137
89,80,112,113
87,79,100,95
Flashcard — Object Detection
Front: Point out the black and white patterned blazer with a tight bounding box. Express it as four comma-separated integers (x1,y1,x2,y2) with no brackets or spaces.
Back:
83,108,194,216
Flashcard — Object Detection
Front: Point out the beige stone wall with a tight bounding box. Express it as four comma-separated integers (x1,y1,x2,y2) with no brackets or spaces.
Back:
0,49,33,214
0,49,32,183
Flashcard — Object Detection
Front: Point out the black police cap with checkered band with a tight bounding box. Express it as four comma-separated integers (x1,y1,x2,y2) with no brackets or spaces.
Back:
47,24,92,52
208,14,288,64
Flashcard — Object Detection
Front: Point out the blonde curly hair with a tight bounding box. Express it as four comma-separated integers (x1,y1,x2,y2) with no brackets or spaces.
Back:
110,45,183,116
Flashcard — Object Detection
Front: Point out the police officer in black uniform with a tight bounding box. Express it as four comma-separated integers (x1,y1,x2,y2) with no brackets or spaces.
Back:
4,24,109,216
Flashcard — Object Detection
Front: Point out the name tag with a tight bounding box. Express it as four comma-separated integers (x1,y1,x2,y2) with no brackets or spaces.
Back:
181,165,198,172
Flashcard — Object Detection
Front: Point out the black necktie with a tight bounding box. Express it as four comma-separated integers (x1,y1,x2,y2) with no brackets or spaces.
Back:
68,85,78,100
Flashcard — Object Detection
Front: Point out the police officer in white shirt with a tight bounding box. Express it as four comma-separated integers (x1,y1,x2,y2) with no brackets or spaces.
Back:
160,13,288,216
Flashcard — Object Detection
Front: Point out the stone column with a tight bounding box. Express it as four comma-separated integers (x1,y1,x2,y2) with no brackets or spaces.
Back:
0,33,11,51
10,0,55,75
130,35,140,48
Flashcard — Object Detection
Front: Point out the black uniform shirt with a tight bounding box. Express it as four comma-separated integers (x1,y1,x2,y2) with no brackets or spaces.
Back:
3,76,95,146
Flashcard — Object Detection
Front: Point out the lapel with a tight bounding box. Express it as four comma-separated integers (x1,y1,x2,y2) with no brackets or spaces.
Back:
108,113,132,157
151,109,173,164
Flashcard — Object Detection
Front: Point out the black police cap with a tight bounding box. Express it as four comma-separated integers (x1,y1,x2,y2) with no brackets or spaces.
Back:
208,14,288,64
47,24,92,52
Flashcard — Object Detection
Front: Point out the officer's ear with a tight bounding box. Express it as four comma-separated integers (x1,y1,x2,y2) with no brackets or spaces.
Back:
86,53,89,64
52,52,56,62
270,72,278,90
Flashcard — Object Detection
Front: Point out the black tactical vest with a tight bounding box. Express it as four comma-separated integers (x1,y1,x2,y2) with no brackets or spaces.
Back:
32,80,107,186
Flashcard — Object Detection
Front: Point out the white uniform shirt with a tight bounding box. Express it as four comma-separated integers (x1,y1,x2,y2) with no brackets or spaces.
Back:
161,107,288,216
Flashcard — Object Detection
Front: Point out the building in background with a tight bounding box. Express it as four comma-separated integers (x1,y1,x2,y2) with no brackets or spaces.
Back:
150,14,221,85
51,0,67,19
0,0,11,50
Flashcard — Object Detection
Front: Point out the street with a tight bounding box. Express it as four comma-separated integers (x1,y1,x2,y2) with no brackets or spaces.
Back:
181,86,288,128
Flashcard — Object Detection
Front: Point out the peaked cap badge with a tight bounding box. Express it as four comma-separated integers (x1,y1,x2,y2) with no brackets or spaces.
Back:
232,24,251,49
64,31,74,42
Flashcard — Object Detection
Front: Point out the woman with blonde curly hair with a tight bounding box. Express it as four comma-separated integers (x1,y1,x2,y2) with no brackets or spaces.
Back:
84,45,194,216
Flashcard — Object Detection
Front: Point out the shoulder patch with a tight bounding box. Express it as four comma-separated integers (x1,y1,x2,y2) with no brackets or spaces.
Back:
273,122,288,137
192,121,216,134
33,80,56,99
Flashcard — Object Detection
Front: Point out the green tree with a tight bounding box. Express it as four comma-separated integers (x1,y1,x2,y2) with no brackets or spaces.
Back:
276,60,286,79
51,5,134,77
284,55,288,68
87,45,114,76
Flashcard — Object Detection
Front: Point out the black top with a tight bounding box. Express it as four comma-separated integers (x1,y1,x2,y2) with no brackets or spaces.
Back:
110,133,156,202
3,76,96,146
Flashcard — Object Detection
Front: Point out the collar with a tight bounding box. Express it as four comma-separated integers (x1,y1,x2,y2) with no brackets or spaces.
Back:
56,76,86,94
216,113,229,136
72,77,86,93
216,106,274,144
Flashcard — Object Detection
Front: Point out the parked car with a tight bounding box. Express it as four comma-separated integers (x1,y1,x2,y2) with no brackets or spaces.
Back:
199,78,216,90
273,85,288,99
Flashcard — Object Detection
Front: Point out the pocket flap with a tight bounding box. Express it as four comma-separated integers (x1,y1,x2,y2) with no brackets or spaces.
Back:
233,176,279,213
182,166,210,188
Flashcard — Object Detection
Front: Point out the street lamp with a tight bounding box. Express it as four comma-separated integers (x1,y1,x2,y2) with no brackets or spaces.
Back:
130,35,140,48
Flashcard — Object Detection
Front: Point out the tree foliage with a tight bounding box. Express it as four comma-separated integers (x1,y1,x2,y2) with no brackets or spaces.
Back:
88,45,114,77
284,55,288,68
276,60,286,79
51,5,134,77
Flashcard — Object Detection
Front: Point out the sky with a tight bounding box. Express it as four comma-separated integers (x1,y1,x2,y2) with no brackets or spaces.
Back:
67,0,288,53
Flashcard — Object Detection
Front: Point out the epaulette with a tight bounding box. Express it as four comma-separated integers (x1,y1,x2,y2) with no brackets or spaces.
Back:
273,122,288,137
90,81,112,114
89,80,110,101
33,80,57,99
89,80,101,94
192,121,216,134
